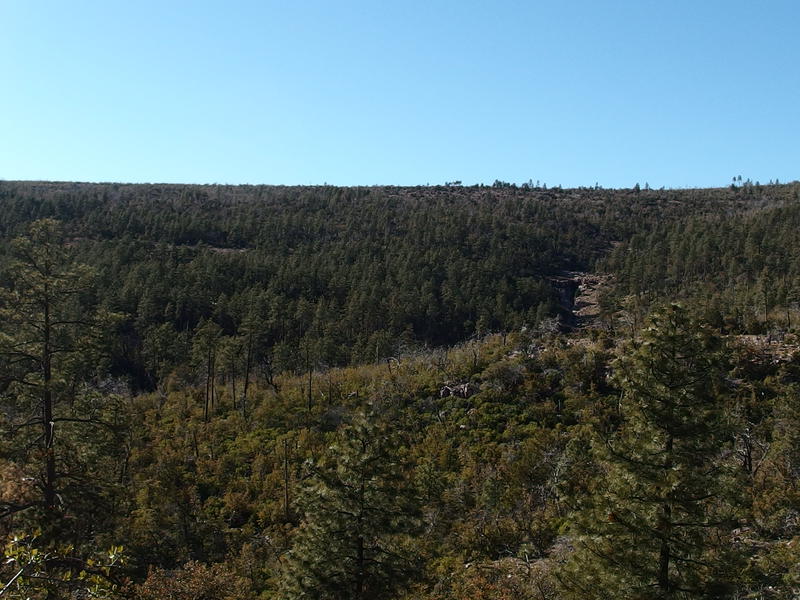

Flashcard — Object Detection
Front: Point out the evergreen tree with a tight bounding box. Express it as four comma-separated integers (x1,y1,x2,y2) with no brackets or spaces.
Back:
191,318,222,421
0,220,98,519
560,305,741,599
279,414,420,600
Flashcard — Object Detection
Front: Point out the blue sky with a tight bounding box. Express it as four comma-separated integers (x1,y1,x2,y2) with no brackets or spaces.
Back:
1,1,798,188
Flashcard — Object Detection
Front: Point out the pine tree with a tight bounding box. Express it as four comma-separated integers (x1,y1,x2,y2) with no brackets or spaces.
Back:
0,220,97,517
191,318,222,421
560,305,742,599
278,414,420,600
0,218,126,552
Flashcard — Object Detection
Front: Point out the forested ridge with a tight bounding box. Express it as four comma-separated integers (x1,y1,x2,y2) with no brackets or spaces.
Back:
1,180,800,599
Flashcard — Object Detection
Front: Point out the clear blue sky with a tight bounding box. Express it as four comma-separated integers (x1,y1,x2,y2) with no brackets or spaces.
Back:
2,1,798,188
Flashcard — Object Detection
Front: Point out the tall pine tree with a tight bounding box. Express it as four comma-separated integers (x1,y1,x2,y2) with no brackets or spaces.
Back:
0,220,128,536
278,413,420,600
560,305,742,599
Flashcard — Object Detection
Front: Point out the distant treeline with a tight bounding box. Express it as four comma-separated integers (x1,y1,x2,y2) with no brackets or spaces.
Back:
0,180,798,387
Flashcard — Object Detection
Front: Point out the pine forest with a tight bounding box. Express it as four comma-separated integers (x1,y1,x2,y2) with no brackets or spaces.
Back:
1,179,800,599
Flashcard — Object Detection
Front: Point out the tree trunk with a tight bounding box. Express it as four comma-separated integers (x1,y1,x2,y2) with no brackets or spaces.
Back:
658,434,674,594
42,298,57,511
210,352,216,412
356,475,365,600
241,332,253,418
204,349,211,422
231,363,237,411
283,438,291,522
306,345,313,419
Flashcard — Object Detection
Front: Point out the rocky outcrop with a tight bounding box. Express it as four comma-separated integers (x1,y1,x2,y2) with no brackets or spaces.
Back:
549,271,608,329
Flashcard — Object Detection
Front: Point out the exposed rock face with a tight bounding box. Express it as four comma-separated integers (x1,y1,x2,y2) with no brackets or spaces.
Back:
574,274,606,320
550,275,580,330
549,271,608,330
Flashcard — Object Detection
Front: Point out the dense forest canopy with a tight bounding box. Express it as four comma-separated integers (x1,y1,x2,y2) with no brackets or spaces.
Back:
1,180,800,599
1,180,798,384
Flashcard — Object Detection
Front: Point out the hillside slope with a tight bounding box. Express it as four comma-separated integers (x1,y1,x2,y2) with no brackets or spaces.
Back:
1,180,797,386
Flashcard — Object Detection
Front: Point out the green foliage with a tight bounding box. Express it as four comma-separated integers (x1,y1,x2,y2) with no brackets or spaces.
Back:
131,560,251,600
603,190,800,333
1,531,124,599
279,414,421,599
560,305,743,599
0,219,126,541
1,183,800,599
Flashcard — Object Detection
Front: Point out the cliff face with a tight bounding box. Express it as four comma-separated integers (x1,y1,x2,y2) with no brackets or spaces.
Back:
550,274,580,329
550,272,608,330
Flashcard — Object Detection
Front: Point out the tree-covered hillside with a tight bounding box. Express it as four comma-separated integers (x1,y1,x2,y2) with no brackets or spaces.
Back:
1,180,798,386
1,181,800,599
